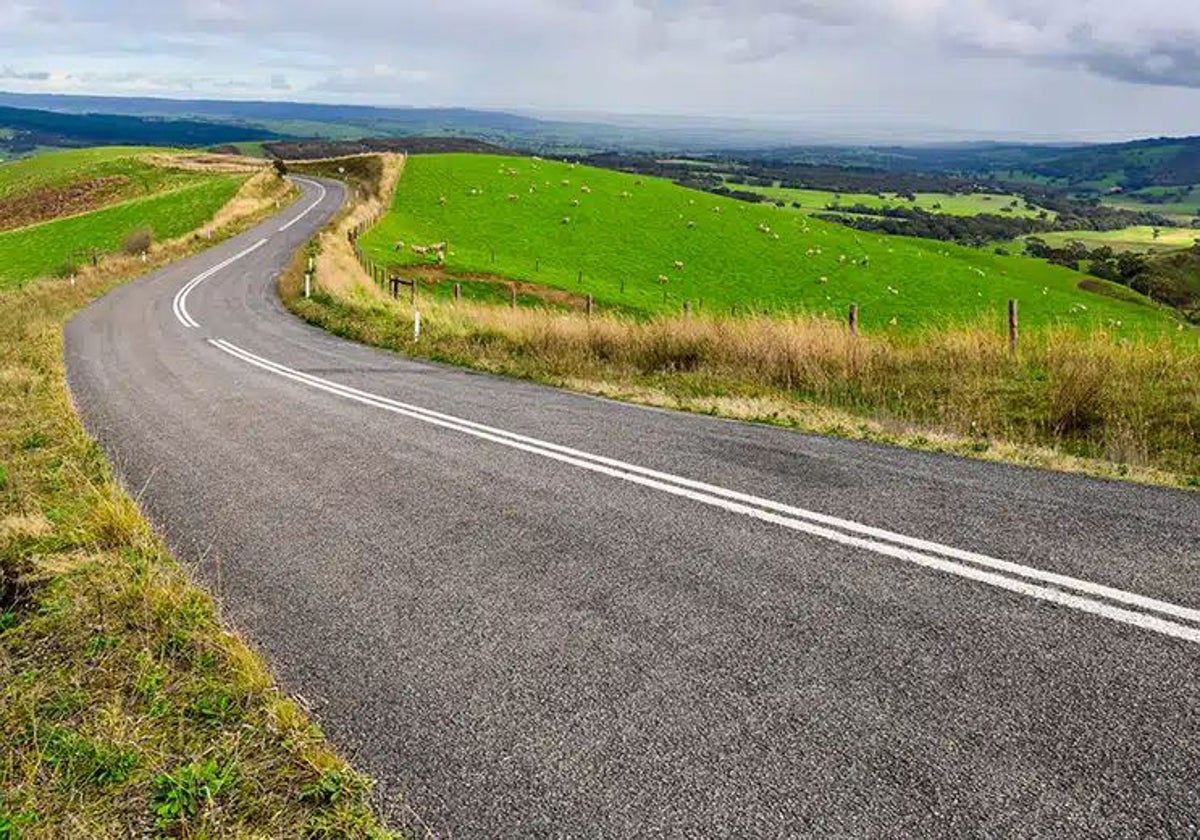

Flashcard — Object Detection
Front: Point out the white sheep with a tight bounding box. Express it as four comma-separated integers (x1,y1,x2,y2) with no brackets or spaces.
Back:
672,260,684,271
507,194,520,202
561,216,571,225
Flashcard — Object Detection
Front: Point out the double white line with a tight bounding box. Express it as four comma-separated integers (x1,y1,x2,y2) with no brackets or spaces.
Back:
210,337,1200,645
173,177,329,329
172,238,268,328
279,177,328,232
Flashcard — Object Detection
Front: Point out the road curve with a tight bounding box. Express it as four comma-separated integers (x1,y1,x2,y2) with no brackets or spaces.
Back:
66,178,1200,837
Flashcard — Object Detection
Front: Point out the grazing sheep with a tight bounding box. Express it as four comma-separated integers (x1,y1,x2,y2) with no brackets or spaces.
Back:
562,179,571,186
619,191,633,199
657,274,670,284
818,276,828,284
394,240,405,251
712,207,722,214
561,216,571,225
672,260,684,271
507,194,520,202
687,221,697,229
889,317,899,326
571,199,581,207
581,185,592,194
438,195,447,206
411,245,429,256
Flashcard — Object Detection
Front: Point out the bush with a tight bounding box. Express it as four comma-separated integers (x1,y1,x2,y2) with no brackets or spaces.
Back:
272,159,288,177
121,227,154,256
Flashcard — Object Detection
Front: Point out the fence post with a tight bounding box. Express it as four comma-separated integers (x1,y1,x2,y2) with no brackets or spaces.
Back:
683,300,691,318
1008,299,1019,353
586,295,593,317
304,272,311,299
454,282,461,304
413,308,421,342
849,303,859,336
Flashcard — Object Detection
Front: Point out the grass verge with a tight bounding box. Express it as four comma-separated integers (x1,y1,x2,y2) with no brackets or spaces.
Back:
1,171,402,838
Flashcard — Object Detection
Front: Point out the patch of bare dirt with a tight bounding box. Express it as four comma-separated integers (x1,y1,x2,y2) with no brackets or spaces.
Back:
0,176,130,232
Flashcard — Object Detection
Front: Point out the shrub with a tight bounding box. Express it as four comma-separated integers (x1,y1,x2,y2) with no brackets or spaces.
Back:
121,226,154,256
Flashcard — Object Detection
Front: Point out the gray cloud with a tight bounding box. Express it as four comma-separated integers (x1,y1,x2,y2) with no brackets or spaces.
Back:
0,66,50,81
1,0,1199,139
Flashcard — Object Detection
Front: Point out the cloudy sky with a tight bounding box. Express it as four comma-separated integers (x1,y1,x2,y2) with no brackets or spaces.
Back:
2,0,1200,141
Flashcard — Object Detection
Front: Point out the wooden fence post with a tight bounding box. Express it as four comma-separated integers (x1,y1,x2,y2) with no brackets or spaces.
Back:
511,285,518,308
849,303,859,336
683,300,692,318
454,283,461,304
1008,299,1019,353
586,295,593,317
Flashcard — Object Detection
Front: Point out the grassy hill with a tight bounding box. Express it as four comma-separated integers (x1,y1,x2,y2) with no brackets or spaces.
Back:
0,147,246,288
359,154,1181,335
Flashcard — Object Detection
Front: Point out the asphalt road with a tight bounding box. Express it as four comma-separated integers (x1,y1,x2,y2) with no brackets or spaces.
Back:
65,178,1200,838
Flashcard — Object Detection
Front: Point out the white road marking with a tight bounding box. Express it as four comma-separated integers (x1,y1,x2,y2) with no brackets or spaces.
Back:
279,177,328,232
209,337,1200,645
172,239,268,328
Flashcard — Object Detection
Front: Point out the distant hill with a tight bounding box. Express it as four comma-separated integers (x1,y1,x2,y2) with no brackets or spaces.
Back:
262,137,519,159
0,105,283,156
739,137,1200,191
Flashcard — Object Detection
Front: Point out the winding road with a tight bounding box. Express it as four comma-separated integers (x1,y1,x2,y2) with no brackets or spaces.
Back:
65,178,1200,837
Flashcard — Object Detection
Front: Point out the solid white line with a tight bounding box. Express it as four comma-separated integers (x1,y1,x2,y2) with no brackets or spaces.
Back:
209,337,1200,645
279,177,328,232
172,238,268,328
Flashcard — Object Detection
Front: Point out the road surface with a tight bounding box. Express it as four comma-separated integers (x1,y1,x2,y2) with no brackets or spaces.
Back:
65,178,1200,837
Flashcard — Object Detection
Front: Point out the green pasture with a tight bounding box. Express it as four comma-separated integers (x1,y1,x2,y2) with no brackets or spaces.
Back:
359,154,1183,335
0,177,243,288
1032,227,1200,254
724,181,1054,220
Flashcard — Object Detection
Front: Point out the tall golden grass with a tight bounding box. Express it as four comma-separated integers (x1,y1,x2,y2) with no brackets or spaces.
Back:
291,281,1200,484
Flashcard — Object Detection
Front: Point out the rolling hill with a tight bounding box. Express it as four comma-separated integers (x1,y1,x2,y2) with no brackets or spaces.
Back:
358,154,1182,335
0,147,246,288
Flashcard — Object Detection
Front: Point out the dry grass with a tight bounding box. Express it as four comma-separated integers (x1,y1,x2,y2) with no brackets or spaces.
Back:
139,152,268,174
303,153,403,298
288,274,1200,487
1,175,402,837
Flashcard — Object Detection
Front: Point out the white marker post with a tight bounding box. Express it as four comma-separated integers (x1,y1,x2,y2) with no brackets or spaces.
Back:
413,309,421,342
304,272,312,299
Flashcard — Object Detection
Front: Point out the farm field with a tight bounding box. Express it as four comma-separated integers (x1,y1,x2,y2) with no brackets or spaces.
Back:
359,154,1180,335
0,146,222,232
1103,187,1200,222
1031,226,1200,254
724,181,1054,219
0,176,243,288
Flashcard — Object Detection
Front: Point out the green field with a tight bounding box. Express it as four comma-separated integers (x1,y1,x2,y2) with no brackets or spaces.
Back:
0,146,206,201
359,154,1180,334
0,177,243,288
1031,226,1200,254
1104,187,1200,222
725,182,1054,219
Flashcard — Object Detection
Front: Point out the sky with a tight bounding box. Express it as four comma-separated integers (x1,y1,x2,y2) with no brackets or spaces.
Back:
2,0,1200,142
